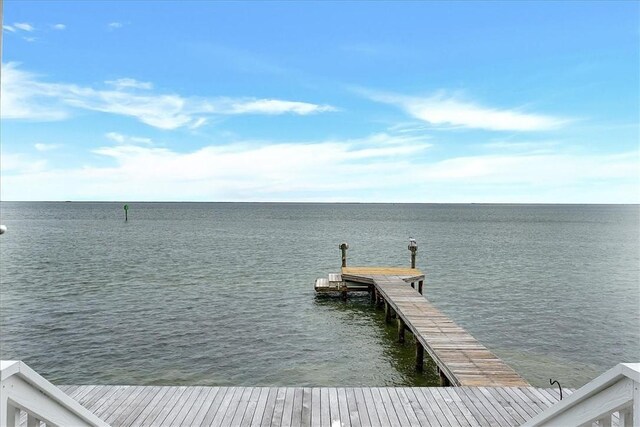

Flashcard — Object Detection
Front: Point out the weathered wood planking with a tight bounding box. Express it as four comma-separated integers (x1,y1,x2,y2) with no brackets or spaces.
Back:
48,386,570,427
342,267,529,387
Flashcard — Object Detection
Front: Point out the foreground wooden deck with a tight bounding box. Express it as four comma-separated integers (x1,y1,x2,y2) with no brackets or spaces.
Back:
54,385,571,427
318,266,529,388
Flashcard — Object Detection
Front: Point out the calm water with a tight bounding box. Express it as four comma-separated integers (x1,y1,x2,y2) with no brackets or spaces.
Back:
0,202,638,388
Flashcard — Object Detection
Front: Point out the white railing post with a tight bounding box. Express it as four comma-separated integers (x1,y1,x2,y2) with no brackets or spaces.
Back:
523,363,640,427
1,360,109,427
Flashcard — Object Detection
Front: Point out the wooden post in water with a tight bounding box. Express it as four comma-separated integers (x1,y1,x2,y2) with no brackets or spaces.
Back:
123,204,129,221
418,279,424,295
339,242,349,267
397,318,405,343
385,301,392,323
408,238,417,269
415,341,424,371
438,368,451,387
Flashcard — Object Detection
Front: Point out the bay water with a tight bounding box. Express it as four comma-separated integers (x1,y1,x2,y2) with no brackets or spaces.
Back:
1,202,638,388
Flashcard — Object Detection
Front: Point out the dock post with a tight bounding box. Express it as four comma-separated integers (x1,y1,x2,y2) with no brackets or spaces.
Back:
385,301,391,323
438,368,451,387
418,280,424,295
339,242,349,267
397,318,405,343
369,285,376,302
415,341,424,371
376,291,383,308
408,238,417,269
411,282,415,289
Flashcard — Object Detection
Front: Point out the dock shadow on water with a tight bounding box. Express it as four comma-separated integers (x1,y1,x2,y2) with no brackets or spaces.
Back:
314,294,439,386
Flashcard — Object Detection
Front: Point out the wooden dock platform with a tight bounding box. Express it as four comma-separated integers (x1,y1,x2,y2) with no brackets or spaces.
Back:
316,266,529,388
51,384,570,427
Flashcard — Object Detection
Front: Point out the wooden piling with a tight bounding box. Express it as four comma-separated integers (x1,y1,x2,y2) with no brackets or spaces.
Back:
415,341,424,372
408,239,417,269
397,318,405,343
385,301,391,323
418,280,424,295
339,243,349,268
438,368,451,387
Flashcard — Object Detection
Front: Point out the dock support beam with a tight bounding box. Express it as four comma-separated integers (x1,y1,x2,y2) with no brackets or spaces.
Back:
397,318,406,343
385,301,395,322
376,291,383,308
418,280,424,295
415,341,424,371
438,368,451,387
339,242,349,267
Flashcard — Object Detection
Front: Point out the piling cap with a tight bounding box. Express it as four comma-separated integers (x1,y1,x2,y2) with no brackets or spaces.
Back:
339,242,349,250
408,238,417,250
0,225,6,235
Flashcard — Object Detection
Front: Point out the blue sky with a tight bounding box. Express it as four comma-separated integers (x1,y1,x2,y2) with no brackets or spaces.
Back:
1,1,638,202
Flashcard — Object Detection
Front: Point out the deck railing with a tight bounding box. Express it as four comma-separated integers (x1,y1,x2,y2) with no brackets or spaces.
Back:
523,363,639,427
0,360,109,427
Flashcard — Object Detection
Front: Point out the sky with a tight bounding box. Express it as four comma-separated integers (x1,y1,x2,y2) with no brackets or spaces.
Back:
1,1,638,202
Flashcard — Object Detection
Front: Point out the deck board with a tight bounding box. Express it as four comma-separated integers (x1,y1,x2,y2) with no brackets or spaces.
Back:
50,385,570,427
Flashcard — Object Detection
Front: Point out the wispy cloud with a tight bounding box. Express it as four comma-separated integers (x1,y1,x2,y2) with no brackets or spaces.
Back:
1,132,431,201
105,132,152,145
366,90,566,132
108,22,124,30
105,78,153,90
3,25,17,33
1,63,337,129
2,128,637,202
418,152,638,184
51,24,66,30
14,23,35,32
34,143,61,151
224,99,335,115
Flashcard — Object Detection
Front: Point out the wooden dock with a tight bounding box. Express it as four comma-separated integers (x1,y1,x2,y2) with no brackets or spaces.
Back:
316,266,529,388
51,384,570,427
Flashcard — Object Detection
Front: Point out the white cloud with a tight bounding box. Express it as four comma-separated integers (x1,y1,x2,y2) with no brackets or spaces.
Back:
1,62,337,129
1,153,47,173
105,78,153,90
108,22,123,29
14,23,35,32
34,143,61,151
3,128,637,203
226,99,336,115
368,91,565,132
418,152,638,185
105,132,152,145
52,24,66,30
3,25,16,33
0,64,71,121
1,133,431,201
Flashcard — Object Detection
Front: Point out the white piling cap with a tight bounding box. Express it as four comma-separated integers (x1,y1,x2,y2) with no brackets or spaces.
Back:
0,225,6,235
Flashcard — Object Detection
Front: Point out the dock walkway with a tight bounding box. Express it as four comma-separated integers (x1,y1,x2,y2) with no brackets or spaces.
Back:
334,267,528,388
53,385,570,427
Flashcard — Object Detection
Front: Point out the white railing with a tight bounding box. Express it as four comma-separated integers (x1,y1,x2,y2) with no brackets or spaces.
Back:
1,360,109,427
524,363,639,427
